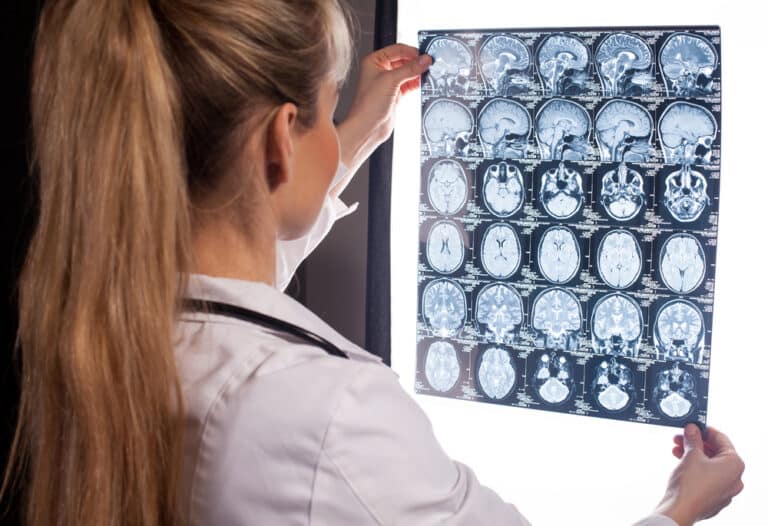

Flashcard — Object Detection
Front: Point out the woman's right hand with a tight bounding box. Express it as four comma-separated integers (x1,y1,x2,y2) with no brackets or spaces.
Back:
654,424,745,526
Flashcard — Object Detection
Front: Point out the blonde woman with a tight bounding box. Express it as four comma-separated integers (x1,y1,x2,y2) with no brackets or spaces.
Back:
2,1,743,525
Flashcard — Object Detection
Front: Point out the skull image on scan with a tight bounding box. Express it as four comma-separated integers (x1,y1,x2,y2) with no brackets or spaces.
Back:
427,159,468,215
478,98,531,159
479,35,532,95
480,223,522,279
660,33,718,97
591,293,643,357
600,163,645,221
595,99,653,163
652,363,697,419
592,357,635,412
425,37,473,95
531,288,582,352
423,99,474,157
475,283,524,345
476,347,518,400
482,162,525,217
426,220,465,274
659,233,706,294
537,226,580,284
597,229,643,289
654,299,705,364
539,162,584,219
663,165,710,223
535,99,592,161
424,341,461,392
658,102,717,166
534,352,574,404
595,32,654,97
536,33,590,96
422,279,466,338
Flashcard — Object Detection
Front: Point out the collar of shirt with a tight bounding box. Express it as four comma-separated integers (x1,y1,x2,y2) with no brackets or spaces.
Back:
181,272,383,365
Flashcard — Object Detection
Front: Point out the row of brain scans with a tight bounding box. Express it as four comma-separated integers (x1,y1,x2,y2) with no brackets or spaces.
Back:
415,26,720,428
422,29,719,98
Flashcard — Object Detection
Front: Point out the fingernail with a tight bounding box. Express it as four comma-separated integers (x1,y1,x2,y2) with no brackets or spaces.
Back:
419,54,432,67
684,424,696,438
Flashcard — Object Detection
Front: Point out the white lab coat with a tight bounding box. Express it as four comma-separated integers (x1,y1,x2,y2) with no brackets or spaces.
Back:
174,165,677,525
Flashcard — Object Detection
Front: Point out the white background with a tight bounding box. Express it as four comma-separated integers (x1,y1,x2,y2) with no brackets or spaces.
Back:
390,2,766,524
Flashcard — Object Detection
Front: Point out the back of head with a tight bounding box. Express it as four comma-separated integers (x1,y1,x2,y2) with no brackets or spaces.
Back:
1,1,352,524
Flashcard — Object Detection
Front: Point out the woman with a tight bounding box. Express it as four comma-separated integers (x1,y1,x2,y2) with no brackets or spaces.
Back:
2,0,744,525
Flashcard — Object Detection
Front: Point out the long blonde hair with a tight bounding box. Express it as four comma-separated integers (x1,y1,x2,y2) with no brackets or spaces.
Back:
2,1,353,524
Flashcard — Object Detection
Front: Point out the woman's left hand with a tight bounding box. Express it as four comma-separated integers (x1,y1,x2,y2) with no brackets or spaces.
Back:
335,43,432,181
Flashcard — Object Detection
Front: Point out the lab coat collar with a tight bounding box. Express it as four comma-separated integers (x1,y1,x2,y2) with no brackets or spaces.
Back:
183,273,383,365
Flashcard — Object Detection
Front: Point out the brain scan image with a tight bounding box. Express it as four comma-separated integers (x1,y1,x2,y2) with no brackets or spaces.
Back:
595,100,653,163
597,230,643,289
663,165,710,223
475,283,524,344
479,35,532,95
600,163,645,221
658,102,717,166
591,293,643,357
539,162,584,219
592,358,635,412
423,99,474,157
659,234,706,294
536,33,590,96
654,299,705,364
476,347,517,399
534,352,575,404
660,33,718,97
531,288,582,351
478,99,531,159
537,226,580,284
652,363,698,419
535,99,592,161
427,160,468,215
480,223,522,279
422,279,466,338
425,37,473,95
595,32,654,96
482,162,525,217
424,341,461,392
426,221,465,274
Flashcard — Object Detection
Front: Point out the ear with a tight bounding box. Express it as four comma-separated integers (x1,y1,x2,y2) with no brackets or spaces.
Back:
264,103,298,192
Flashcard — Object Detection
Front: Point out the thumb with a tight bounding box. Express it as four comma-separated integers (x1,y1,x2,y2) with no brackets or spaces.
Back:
683,423,704,454
389,54,432,86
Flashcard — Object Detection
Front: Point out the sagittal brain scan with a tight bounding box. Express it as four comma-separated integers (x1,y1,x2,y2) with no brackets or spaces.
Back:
428,159,468,215
480,223,522,278
482,162,525,217
426,220,465,273
476,347,518,399
424,341,462,392
417,25,721,428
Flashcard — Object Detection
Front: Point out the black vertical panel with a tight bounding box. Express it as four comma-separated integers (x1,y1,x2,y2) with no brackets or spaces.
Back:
364,0,398,366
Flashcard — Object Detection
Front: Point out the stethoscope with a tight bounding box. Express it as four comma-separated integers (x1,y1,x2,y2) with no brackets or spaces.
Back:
183,299,349,359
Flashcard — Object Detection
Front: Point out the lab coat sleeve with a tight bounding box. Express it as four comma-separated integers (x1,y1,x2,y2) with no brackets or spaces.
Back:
275,162,358,291
316,362,533,525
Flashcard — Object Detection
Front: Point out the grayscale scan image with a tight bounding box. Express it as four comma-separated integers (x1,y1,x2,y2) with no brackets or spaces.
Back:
416,25,721,428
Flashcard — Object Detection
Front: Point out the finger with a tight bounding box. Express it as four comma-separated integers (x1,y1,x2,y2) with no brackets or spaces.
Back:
388,54,432,85
672,445,684,459
371,43,419,69
400,76,421,95
673,434,683,446
703,426,736,454
683,423,704,454
732,480,744,497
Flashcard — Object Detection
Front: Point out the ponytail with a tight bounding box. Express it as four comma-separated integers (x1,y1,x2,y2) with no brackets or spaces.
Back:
4,1,189,524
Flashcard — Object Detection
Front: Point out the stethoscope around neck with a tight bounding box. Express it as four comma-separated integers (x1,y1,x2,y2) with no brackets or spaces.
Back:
183,298,349,359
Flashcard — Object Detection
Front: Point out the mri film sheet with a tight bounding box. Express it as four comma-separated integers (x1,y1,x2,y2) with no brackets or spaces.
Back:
416,26,721,428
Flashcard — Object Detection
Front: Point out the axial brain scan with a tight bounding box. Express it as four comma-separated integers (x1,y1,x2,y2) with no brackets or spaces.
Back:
477,347,518,399
417,26,720,427
424,341,462,392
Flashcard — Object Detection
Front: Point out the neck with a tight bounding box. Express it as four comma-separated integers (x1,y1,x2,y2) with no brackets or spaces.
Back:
191,215,276,286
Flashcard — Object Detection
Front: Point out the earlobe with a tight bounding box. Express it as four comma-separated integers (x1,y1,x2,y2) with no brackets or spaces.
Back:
264,103,298,192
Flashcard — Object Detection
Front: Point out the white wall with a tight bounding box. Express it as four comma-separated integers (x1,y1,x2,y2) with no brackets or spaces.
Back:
391,2,766,525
